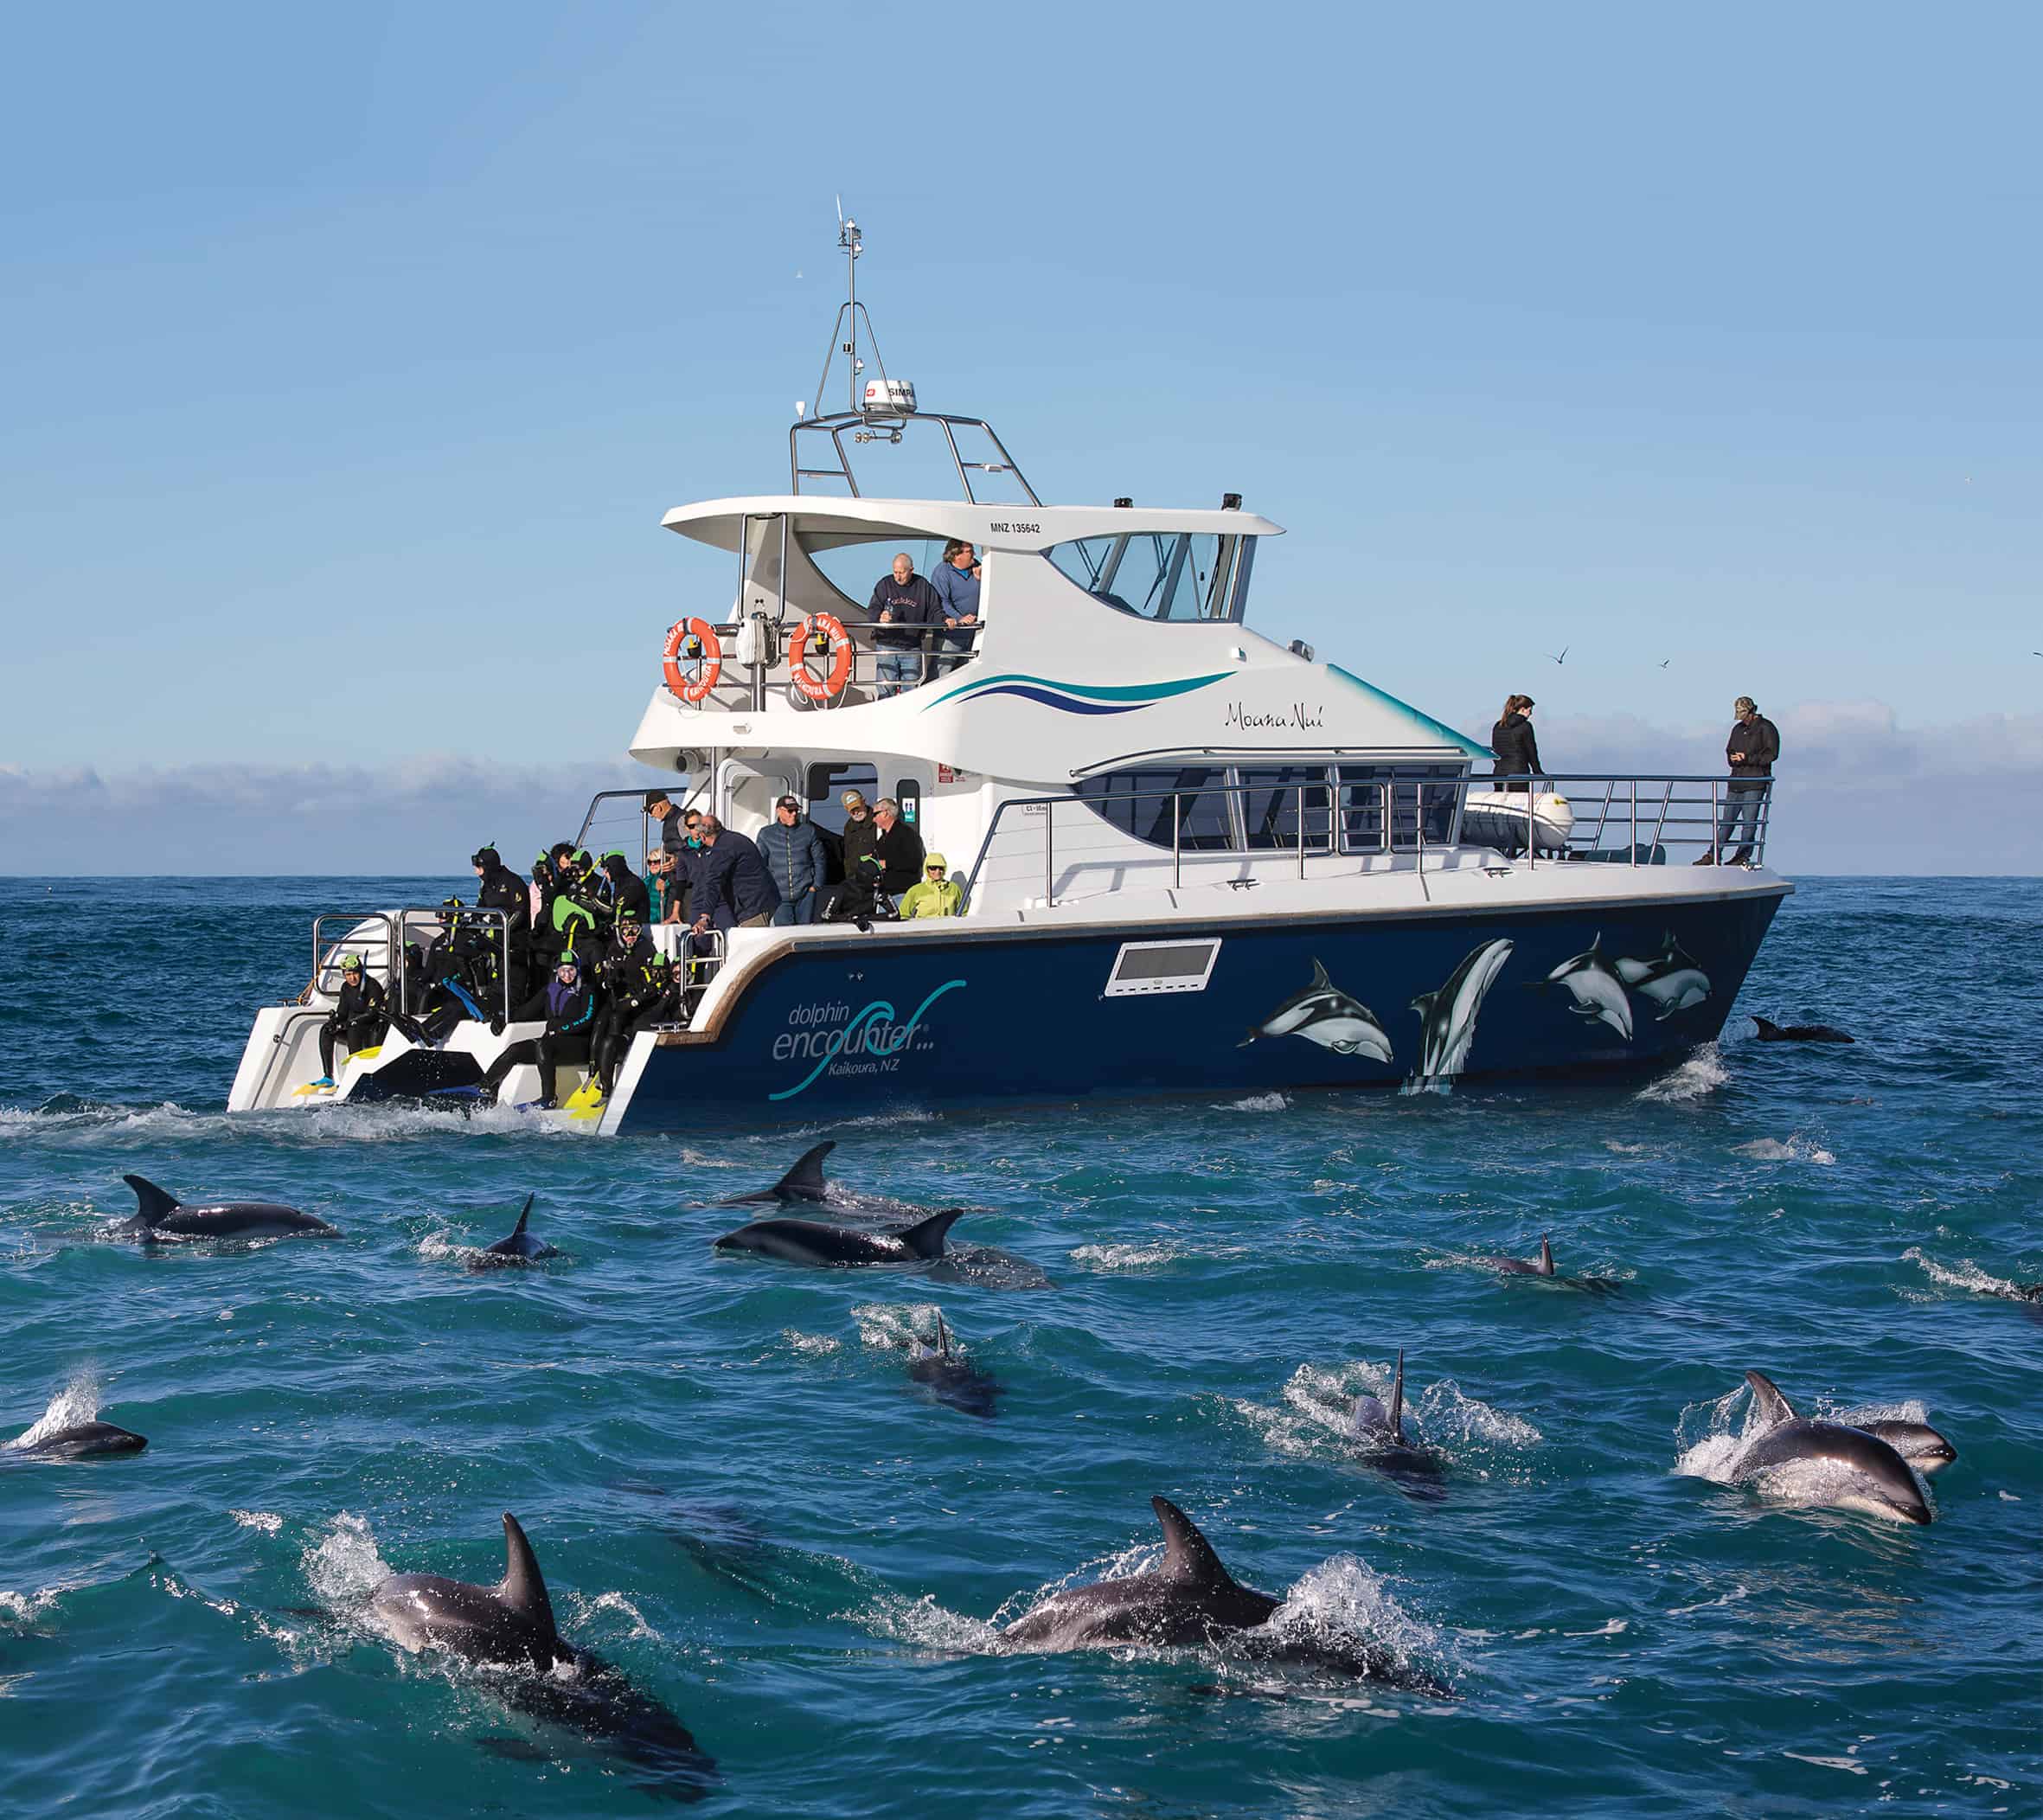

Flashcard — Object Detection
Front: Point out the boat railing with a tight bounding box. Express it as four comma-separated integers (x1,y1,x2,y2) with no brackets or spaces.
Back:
305,906,518,1022
661,616,982,714
960,773,1769,908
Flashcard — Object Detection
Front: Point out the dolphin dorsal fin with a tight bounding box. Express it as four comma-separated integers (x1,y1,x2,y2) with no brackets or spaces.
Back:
1537,1235,1554,1276
1388,1349,1406,1445
771,1142,836,1202
896,1208,964,1259
497,1512,557,1637
1744,1371,1796,1431
123,1174,181,1227
511,1195,534,1239
936,1311,951,1359
1152,1497,1234,1590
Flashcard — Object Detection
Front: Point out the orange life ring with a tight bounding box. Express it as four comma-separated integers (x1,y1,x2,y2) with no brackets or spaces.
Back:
662,618,722,702
787,612,855,701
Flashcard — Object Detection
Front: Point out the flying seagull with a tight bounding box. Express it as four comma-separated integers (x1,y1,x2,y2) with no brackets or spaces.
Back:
1545,646,1569,666
1657,658,1670,669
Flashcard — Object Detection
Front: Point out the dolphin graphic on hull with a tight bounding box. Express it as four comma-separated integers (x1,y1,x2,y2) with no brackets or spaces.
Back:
1614,932,1711,1019
1408,939,1515,1086
1538,936,1633,1041
1720,1371,1934,1525
1241,959,1393,1061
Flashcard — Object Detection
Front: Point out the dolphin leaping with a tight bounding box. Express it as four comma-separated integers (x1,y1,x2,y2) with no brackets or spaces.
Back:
1720,1371,1933,1525
1242,960,1393,1062
1538,936,1633,1041
1409,939,1514,1085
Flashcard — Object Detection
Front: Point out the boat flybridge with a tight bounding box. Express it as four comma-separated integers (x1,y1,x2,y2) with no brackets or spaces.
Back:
229,219,1789,1130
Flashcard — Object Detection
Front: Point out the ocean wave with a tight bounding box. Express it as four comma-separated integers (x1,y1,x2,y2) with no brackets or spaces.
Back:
1239,1362,1540,1473
781,1328,842,1356
1636,1045,1727,1104
1902,1246,2032,1300
1069,1240,1182,1272
1260,1553,1457,1688
1216,1093,1289,1112
231,1509,285,1535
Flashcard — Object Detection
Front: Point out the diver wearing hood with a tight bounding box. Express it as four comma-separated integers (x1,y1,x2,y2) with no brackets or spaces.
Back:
311,953,388,1088
598,849,651,926
471,844,530,1009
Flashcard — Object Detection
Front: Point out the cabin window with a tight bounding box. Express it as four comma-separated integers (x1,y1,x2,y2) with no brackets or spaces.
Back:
1076,768,1233,849
1103,938,1223,997
1336,764,1463,850
806,761,878,836
1044,533,1249,622
1234,766,1335,850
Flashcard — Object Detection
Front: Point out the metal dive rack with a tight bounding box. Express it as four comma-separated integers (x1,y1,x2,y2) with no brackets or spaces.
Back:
960,772,1771,908
305,907,516,1018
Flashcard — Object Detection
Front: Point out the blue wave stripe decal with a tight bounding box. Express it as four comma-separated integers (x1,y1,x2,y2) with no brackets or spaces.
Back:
921,670,1230,713
963,684,1147,715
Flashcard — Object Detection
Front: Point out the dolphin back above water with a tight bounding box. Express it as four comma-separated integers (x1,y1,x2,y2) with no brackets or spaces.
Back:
6,1420,149,1460
1752,1017,1855,1044
1483,1235,1556,1277
1726,1371,1933,1525
372,1511,568,1670
120,1174,336,1242
1349,1349,1446,1497
712,1207,964,1267
1000,1496,1444,1689
906,1311,1002,1419
471,1195,560,1267
720,1142,836,1207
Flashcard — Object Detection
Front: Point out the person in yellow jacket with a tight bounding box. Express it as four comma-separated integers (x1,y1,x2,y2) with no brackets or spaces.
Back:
897,853,964,919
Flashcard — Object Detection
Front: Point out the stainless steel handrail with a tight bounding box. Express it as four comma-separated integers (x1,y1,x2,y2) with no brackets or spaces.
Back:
662,618,983,713
961,772,1770,906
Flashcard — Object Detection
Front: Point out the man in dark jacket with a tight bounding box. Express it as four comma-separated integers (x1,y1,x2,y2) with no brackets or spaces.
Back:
758,794,829,925
1699,695,1780,866
644,788,689,856
688,814,782,932
868,796,926,895
867,553,943,697
312,953,387,1088
838,790,878,879
479,955,602,1109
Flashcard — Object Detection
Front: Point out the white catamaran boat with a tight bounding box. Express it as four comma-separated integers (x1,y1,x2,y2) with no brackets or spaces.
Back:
229,219,1788,1131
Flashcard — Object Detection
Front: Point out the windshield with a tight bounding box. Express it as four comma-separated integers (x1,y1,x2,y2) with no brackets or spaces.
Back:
1044,532,1251,621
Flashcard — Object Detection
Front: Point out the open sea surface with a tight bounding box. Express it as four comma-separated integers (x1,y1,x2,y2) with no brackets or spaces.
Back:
0,874,2037,1817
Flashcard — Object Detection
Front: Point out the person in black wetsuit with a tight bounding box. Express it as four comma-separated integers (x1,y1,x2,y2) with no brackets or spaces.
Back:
313,954,388,1087
599,850,651,927
471,844,530,1012
589,913,674,1099
819,851,898,927
479,955,602,1109
1489,694,1542,791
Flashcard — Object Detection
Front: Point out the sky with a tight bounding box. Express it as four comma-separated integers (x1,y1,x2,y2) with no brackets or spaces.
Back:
3,3,2039,872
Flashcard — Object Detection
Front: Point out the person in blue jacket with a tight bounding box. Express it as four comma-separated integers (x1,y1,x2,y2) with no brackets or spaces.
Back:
757,794,829,924
688,814,782,934
928,539,981,676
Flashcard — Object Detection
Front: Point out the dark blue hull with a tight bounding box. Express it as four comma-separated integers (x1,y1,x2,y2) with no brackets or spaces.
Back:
612,891,1785,1131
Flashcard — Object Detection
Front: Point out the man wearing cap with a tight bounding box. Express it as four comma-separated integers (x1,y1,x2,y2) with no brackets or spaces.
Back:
644,788,688,857
757,793,829,925
898,853,964,918
1698,695,1780,866
839,790,880,881
311,953,389,1090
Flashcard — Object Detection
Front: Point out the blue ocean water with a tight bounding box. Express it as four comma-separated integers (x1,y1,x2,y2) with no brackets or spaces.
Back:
0,875,2038,1817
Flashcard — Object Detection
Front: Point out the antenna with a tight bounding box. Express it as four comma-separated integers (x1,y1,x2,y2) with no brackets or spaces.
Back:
837,204,863,413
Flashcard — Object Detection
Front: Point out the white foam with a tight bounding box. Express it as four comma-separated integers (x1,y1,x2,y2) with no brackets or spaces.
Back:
1245,1362,1540,1469
1069,1240,1182,1272
1636,1044,1727,1104
1218,1093,1289,1112
231,1510,284,1535
573,1590,659,1642
850,1301,948,1353
1262,1554,1455,1685
1903,1246,2027,1299
851,1590,1003,1654
304,1513,394,1609
782,1329,842,1356
8,1373,102,1450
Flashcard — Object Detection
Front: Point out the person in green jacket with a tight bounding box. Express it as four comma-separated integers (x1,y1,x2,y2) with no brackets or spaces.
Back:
898,853,964,919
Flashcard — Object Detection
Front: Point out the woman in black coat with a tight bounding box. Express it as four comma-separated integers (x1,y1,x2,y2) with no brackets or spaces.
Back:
1490,694,1542,792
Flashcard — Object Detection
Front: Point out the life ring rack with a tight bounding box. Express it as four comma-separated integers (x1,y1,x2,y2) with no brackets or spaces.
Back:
662,618,722,703
787,612,855,702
